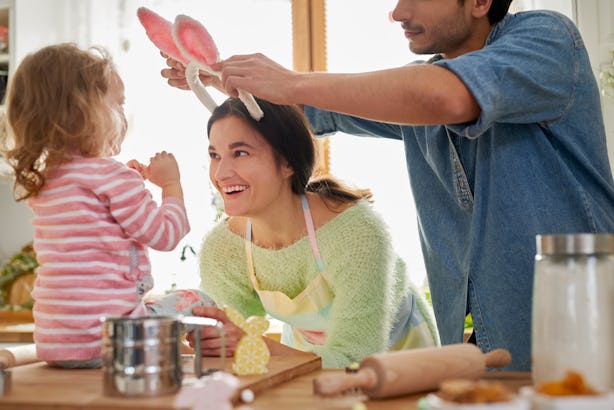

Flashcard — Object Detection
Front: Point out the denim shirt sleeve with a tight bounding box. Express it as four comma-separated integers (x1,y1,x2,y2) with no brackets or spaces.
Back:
304,105,404,141
435,12,581,139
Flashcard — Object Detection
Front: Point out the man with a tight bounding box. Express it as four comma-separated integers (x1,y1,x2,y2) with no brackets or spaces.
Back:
163,0,614,370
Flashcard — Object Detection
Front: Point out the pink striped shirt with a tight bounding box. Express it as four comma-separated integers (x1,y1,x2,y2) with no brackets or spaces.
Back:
28,157,190,361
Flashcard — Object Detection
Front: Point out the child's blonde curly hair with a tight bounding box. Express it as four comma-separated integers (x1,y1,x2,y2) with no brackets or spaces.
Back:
1,43,126,200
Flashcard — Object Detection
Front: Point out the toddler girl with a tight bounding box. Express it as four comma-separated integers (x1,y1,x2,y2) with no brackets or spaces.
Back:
2,43,210,368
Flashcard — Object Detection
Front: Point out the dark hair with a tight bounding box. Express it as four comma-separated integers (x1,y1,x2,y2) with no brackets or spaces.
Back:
458,0,512,25
487,0,513,25
207,98,372,205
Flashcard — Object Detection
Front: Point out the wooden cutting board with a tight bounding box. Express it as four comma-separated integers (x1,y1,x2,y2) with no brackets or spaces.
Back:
0,354,321,409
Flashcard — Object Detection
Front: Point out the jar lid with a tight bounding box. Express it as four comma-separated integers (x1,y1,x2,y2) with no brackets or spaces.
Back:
536,233,614,255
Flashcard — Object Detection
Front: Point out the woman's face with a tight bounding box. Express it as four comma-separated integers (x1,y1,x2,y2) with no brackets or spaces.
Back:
208,115,294,218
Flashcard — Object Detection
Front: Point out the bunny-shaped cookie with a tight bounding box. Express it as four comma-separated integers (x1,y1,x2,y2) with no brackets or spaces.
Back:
137,7,264,120
223,306,270,376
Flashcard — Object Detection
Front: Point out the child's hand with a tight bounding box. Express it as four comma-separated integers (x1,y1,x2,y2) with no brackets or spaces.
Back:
147,152,184,201
147,151,180,188
126,159,149,179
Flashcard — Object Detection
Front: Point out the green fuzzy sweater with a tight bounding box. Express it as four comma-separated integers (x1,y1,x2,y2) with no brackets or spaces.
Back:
199,200,437,368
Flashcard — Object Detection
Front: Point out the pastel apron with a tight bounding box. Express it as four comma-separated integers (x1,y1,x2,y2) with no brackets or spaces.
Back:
245,195,437,352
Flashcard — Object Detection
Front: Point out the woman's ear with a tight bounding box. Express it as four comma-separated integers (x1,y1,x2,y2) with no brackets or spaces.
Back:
281,161,294,179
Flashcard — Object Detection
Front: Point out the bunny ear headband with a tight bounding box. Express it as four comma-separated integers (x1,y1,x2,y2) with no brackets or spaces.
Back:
137,7,264,121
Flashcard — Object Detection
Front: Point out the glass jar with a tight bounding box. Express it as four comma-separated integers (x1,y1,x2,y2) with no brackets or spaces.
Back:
532,233,614,392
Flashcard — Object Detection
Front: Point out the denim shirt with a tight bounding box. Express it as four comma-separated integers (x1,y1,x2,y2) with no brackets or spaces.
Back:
305,11,614,371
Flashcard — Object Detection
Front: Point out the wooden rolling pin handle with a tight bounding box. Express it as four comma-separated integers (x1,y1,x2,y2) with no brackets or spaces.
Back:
0,344,39,369
0,350,17,369
484,348,512,369
312,367,377,397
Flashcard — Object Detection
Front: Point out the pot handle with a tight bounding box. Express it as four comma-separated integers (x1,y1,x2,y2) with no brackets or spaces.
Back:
181,316,225,378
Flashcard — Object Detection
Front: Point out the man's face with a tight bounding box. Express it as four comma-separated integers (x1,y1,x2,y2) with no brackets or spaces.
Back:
391,0,475,58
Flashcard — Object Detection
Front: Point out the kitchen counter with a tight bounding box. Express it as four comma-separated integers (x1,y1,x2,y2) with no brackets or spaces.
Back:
0,357,532,410
0,323,33,344
0,312,33,344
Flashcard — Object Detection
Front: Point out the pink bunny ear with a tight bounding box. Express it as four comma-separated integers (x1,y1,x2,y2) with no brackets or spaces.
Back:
173,15,219,67
137,7,188,65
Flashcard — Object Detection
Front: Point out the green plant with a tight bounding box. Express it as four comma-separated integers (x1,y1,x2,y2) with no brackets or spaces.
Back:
600,48,614,99
210,187,226,222
0,243,38,308
464,313,474,331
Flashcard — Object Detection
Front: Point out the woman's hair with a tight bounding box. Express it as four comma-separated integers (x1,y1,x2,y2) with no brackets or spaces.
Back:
2,43,124,200
207,98,372,207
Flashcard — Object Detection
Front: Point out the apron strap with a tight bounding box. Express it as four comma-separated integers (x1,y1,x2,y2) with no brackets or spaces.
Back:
301,195,326,272
245,220,258,286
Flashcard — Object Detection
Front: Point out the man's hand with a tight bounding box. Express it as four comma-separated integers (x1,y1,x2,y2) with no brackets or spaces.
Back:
212,53,299,104
160,51,224,93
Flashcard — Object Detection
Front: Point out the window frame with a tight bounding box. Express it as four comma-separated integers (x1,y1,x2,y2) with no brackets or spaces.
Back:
292,0,330,175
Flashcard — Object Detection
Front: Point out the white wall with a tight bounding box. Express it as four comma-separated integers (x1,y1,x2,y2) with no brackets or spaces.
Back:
0,179,33,260
0,0,78,262
13,0,73,62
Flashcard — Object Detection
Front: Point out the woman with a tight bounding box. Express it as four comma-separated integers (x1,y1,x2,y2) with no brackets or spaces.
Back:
192,97,438,368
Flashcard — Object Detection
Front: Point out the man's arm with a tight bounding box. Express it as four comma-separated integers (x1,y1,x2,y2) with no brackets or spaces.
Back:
213,53,480,126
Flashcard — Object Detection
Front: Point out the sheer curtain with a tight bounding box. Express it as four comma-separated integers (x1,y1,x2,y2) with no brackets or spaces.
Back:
325,0,574,287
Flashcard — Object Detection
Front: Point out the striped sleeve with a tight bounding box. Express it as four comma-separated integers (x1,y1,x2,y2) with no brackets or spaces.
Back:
92,159,190,251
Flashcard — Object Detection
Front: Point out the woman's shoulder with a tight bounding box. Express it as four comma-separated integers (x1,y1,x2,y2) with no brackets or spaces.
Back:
312,193,380,225
323,198,384,227
203,218,244,246
200,219,246,266
318,199,391,244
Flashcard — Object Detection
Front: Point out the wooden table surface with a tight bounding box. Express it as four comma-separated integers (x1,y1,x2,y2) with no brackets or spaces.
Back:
0,312,34,343
244,371,532,410
0,357,532,410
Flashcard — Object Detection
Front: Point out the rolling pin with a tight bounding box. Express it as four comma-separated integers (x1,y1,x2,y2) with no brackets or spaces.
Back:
313,343,511,399
0,344,40,369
